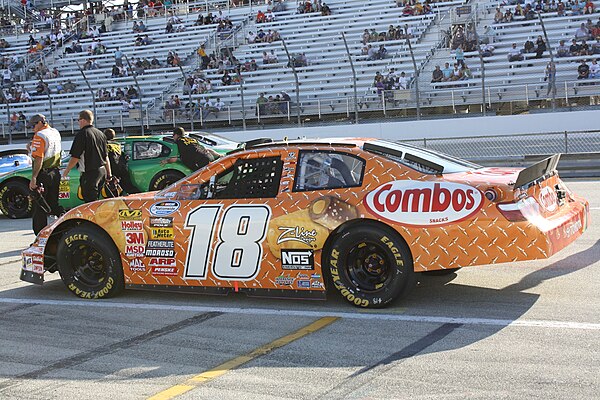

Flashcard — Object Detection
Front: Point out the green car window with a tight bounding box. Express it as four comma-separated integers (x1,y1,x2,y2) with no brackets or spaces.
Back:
133,141,170,160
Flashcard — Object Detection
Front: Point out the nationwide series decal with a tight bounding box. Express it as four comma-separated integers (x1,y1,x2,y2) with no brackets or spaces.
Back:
364,181,484,227
119,209,142,220
150,201,180,216
276,226,318,246
281,249,314,270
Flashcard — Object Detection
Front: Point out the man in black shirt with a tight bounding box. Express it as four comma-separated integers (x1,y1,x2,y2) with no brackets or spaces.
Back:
104,128,140,194
160,127,220,171
62,110,112,202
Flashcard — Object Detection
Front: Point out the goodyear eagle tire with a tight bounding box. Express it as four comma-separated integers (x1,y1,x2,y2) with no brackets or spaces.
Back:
57,225,124,299
149,170,185,191
325,223,414,308
0,180,32,219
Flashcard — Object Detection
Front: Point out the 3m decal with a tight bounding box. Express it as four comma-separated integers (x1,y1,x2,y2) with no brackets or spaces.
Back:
125,231,145,245
121,220,143,231
119,209,142,220
364,181,484,227
281,249,314,270
184,205,270,280
150,201,180,216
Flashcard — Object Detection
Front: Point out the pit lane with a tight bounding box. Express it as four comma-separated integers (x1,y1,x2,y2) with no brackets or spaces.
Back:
0,180,598,400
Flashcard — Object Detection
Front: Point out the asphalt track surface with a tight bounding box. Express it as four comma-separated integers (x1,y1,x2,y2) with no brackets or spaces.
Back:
0,180,598,400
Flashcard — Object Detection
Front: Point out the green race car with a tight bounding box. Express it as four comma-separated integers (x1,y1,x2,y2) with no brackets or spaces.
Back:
0,132,238,219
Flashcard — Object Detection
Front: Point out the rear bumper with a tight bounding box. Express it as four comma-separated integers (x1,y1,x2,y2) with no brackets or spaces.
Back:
21,246,45,285
544,198,589,257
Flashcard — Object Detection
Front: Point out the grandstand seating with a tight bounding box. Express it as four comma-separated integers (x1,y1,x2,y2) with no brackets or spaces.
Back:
1,0,600,132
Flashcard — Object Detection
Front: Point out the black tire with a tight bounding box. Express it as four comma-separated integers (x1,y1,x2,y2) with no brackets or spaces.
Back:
423,268,461,276
324,223,414,308
0,180,33,219
149,170,185,191
57,225,124,299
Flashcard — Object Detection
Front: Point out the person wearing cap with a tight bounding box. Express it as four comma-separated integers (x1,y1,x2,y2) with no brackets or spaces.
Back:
62,110,112,203
28,114,64,234
160,126,220,172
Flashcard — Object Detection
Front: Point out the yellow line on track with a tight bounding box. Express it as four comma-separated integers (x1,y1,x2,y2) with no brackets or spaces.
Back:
147,316,339,400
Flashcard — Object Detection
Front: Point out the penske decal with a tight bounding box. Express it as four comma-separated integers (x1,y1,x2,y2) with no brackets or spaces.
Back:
364,181,483,227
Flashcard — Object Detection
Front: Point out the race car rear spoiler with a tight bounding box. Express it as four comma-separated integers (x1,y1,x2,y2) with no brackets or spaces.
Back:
513,154,561,189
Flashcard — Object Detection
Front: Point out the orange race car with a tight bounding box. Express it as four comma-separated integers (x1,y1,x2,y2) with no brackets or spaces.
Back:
20,138,589,308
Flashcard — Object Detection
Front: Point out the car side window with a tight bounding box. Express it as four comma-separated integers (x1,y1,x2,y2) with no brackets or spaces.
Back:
294,151,364,191
211,157,282,199
133,141,170,160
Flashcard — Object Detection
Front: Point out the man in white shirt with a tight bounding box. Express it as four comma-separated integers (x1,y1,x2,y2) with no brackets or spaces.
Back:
397,71,409,89
589,59,600,78
2,69,12,85
247,31,256,44
507,43,523,62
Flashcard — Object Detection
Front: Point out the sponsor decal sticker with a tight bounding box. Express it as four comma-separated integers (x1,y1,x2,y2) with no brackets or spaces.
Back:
37,238,47,247
281,249,314,270
121,220,143,231
564,219,582,239
151,266,178,276
59,179,70,199
23,256,33,271
125,231,145,245
311,280,323,289
119,209,142,220
150,227,174,240
129,258,145,272
150,201,180,216
364,181,484,227
297,280,310,288
539,186,558,212
274,275,295,286
125,245,145,258
144,248,175,257
150,217,173,227
277,226,318,246
147,240,174,248
149,257,176,267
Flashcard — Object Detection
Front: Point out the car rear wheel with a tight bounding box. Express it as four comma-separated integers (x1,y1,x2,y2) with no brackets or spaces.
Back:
324,223,414,308
57,225,124,299
149,170,185,191
0,180,32,219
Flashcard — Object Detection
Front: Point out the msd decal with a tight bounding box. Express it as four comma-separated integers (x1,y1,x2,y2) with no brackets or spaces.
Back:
364,181,484,227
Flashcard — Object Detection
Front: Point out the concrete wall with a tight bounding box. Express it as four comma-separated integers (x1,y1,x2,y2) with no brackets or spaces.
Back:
224,109,600,142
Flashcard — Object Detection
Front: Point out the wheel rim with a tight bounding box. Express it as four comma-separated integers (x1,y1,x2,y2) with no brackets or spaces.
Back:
67,242,109,288
6,188,29,215
346,240,396,292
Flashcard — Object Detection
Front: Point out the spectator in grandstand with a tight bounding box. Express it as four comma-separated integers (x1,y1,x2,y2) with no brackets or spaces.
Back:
593,39,600,54
247,30,256,44
480,43,495,57
256,10,266,23
16,111,26,131
523,39,535,54
431,65,443,83
2,69,11,86
376,44,388,60
577,60,590,79
535,36,547,58
268,50,278,63
450,63,462,81
544,61,556,96
503,9,514,23
362,29,370,45
0,39,9,49
442,62,452,81
321,3,332,15
556,40,570,57
221,71,232,86
455,45,465,67
508,43,524,62
581,40,592,56
575,23,591,41
138,21,147,32
397,71,409,89
589,59,600,78
584,0,595,14
256,93,267,115
494,8,503,24
64,80,77,93
570,39,582,56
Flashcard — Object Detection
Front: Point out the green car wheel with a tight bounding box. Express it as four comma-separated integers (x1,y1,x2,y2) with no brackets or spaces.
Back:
0,180,33,219
149,170,186,191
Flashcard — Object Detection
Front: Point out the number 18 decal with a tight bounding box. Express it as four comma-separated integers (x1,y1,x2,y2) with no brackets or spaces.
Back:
184,205,270,281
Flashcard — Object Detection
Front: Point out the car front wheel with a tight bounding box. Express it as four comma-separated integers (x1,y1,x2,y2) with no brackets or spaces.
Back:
0,180,32,219
57,224,124,299
149,170,185,191
324,223,414,308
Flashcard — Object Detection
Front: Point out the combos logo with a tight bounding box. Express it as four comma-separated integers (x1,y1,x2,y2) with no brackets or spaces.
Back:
150,201,180,216
119,209,142,220
281,249,314,270
538,186,558,212
121,220,143,231
364,181,483,227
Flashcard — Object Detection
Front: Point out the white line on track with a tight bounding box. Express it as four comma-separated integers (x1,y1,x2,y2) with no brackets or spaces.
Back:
590,207,600,210
0,297,598,330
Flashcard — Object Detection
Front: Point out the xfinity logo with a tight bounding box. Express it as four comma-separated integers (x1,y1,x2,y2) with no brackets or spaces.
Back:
281,249,314,270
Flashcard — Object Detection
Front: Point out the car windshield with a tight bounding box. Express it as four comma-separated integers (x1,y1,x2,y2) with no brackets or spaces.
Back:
364,140,481,174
